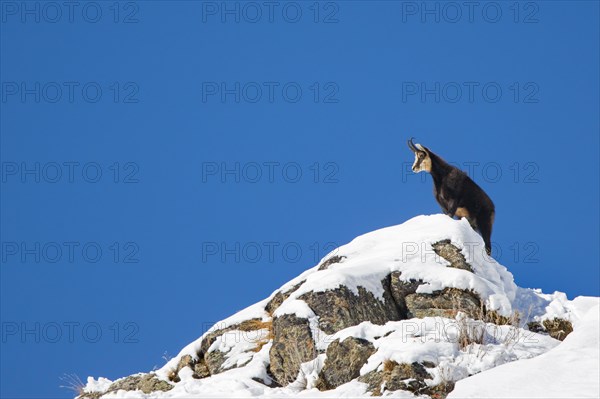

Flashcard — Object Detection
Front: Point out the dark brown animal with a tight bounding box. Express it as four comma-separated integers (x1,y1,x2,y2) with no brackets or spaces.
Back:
408,138,495,255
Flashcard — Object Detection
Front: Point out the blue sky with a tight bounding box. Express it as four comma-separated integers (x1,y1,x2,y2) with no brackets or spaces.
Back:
1,1,598,398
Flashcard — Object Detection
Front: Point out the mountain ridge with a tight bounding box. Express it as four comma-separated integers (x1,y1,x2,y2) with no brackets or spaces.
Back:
79,215,600,398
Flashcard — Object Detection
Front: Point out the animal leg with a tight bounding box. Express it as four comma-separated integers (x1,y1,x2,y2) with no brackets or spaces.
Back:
466,216,478,231
478,216,493,256
455,207,477,229
444,199,458,218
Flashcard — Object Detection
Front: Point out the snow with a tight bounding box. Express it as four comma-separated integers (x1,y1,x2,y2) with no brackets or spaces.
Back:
207,328,271,370
84,376,112,393
83,215,600,398
278,215,517,317
273,299,316,319
156,299,272,380
449,301,600,398
320,315,559,381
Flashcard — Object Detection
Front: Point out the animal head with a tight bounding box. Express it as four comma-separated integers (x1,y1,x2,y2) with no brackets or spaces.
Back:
407,137,432,173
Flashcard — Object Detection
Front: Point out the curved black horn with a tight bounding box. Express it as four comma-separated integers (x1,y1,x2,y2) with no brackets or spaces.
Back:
407,137,418,152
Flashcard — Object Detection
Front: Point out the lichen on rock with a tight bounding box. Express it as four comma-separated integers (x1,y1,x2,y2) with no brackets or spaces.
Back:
358,361,432,396
265,281,305,314
315,337,375,390
432,239,473,272
104,373,172,395
527,318,574,341
299,277,400,334
269,314,317,386
405,287,483,319
318,255,347,271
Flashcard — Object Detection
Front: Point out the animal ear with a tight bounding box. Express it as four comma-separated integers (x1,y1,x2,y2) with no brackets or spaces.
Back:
415,144,429,155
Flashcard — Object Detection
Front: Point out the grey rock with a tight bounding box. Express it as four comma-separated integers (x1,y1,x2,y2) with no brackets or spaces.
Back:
389,271,422,319
197,318,270,375
176,354,194,372
169,354,210,382
421,360,437,369
358,361,432,396
425,381,456,398
170,354,194,382
193,360,211,379
315,337,375,390
527,321,545,333
432,239,473,272
106,375,145,392
269,314,317,386
358,369,386,396
136,375,173,393
405,287,482,319
78,393,102,399
265,281,305,315
106,374,172,394
543,318,574,341
205,349,228,375
300,276,400,334
318,255,347,271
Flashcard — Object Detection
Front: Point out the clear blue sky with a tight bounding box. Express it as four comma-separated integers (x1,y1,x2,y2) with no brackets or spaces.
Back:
1,1,598,398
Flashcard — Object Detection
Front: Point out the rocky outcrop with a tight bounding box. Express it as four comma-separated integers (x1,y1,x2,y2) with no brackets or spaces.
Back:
543,318,574,341
205,350,228,375
266,243,481,388
265,281,305,314
389,272,421,318
357,360,455,397
390,241,480,320
269,314,317,386
318,255,347,270
101,374,172,395
358,361,432,396
99,239,486,396
300,277,400,334
168,318,271,382
405,287,482,319
172,354,210,380
83,227,544,399
432,239,473,272
315,337,376,390
528,318,574,341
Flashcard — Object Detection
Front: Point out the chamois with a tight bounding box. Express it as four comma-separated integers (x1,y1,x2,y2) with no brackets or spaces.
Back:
407,138,495,255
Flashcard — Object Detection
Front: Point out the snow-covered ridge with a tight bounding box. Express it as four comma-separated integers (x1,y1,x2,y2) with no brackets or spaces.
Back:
81,215,599,399
276,214,517,316
159,215,517,372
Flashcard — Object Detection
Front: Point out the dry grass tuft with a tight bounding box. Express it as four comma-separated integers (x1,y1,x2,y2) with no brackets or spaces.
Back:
242,319,272,331
457,318,486,350
59,373,85,397
250,319,274,352
485,309,521,326
383,359,397,373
